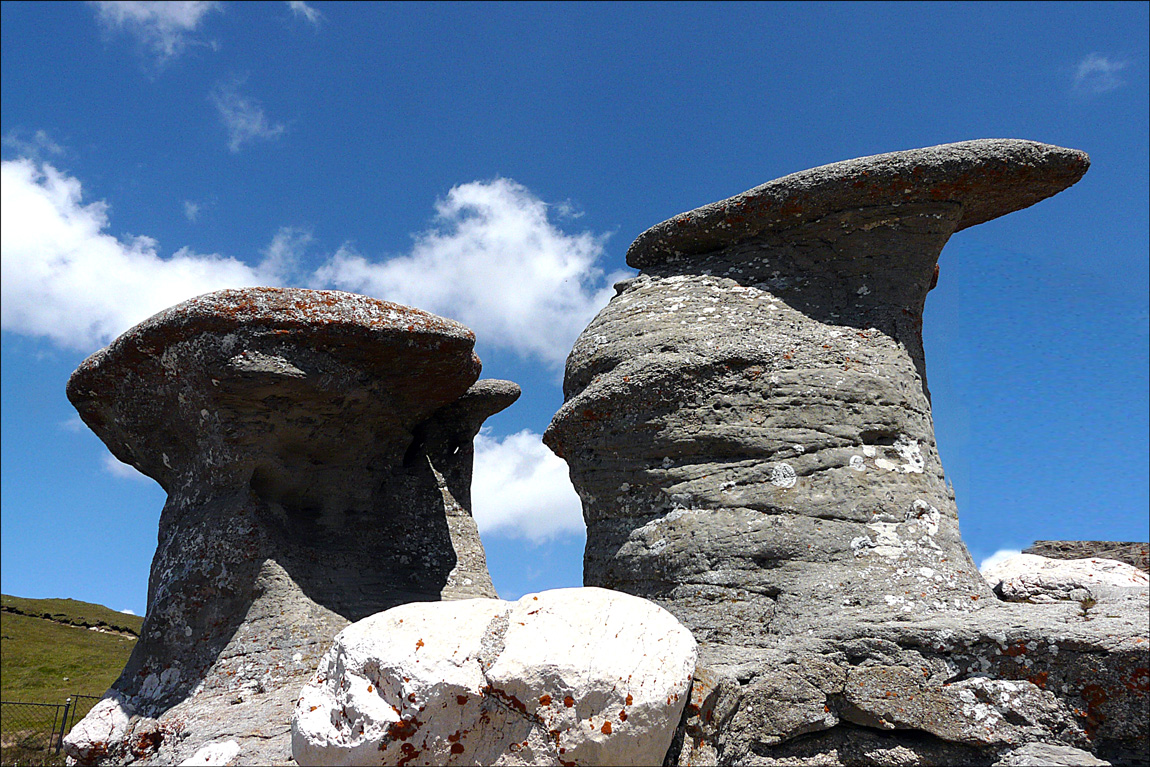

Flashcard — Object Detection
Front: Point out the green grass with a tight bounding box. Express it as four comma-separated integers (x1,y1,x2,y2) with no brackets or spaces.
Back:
1,595,140,766
1,595,142,638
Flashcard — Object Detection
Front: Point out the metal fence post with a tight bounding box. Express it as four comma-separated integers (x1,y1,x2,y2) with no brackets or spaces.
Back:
57,697,72,754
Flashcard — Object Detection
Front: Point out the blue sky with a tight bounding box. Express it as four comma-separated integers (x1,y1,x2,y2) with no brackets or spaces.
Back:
2,2,1146,616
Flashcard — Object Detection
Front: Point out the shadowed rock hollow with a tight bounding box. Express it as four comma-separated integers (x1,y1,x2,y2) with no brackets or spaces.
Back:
546,140,1148,765
64,288,518,765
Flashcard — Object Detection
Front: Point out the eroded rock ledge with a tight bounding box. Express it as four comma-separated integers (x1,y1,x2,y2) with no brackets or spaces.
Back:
546,140,1147,766
64,288,517,765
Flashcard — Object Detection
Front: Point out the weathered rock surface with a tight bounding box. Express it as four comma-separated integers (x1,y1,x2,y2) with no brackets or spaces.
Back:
545,141,1149,765
1025,542,1150,574
291,587,697,766
983,553,1149,605
64,288,518,765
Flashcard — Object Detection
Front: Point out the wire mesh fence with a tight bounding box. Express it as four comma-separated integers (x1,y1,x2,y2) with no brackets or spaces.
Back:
0,695,104,766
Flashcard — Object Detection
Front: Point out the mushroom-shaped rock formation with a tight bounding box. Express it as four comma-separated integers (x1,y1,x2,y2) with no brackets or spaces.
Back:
64,288,518,765
546,141,1148,765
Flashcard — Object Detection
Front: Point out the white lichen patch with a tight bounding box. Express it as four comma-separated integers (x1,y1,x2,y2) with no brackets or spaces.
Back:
874,435,924,473
769,463,797,488
849,455,866,472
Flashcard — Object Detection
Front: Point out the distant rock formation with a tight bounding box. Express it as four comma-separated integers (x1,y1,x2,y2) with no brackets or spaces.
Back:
63,288,517,765
983,553,1149,605
291,588,697,766
546,140,1148,765
1025,541,1149,573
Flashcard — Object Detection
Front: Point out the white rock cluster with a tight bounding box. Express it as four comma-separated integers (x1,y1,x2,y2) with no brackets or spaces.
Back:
62,692,133,764
292,587,697,766
982,553,1149,604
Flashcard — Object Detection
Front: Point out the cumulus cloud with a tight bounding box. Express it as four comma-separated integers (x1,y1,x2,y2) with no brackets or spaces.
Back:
119,608,137,615
1,158,281,351
979,549,1022,573
211,79,286,152
287,1,322,26
91,1,221,61
1073,53,1127,94
317,178,627,367
471,429,585,542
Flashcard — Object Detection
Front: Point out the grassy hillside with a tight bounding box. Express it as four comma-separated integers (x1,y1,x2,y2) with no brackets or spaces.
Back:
1,595,140,765
1,595,140,704
1,594,142,638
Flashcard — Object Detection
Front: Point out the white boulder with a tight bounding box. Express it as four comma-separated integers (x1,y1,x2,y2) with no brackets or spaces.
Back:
62,692,133,764
982,553,1149,604
292,587,697,766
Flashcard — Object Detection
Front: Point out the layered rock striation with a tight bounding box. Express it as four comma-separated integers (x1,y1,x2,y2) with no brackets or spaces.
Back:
64,288,517,765
546,140,1148,765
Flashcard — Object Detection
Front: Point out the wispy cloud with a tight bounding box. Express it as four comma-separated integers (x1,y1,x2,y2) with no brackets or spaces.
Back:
472,429,584,542
317,178,627,367
1,157,284,351
261,226,313,278
90,1,221,62
101,453,151,481
210,79,286,152
59,416,87,433
287,1,322,26
1073,53,1128,94
2,129,64,161
183,200,200,222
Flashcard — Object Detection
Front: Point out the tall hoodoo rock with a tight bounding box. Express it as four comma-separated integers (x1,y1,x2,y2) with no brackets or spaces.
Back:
546,139,1089,635
64,287,517,765
547,141,1148,765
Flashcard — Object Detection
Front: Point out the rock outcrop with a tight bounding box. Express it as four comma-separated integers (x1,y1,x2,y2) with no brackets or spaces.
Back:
545,140,1149,765
982,553,1149,605
1024,542,1150,573
292,587,697,766
64,288,517,765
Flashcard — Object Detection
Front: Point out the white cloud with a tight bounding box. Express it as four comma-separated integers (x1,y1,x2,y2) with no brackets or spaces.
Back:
317,178,627,367
287,1,322,26
1073,53,1127,94
101,453,151,481
59,416,87,433
211,79,286,153
3,155,621,374
119,608,137,615
1,158,281,351
2,129,64,160
91,1,221,61
979,549,1022,573
471,429,585,543
262,226,312,277
183,200,199,222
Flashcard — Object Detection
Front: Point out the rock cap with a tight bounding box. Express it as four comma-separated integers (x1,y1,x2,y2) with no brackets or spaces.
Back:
66,287,482,485
627,139,1089,267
